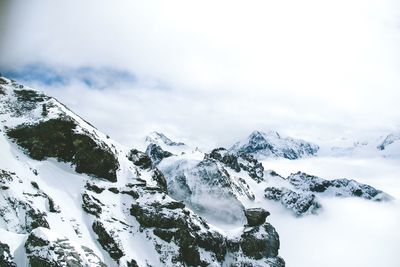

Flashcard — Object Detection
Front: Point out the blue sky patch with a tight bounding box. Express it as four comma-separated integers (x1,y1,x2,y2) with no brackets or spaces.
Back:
0,63,136,89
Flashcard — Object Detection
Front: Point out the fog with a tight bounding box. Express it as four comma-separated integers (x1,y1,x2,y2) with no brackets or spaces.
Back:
264,157,400,267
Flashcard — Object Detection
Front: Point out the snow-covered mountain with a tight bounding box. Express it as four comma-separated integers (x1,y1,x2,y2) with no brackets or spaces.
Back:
321,132,400,158
1,76,395,267
0,77,285,267
150,133,391,221
230,131,319,160
145,131,185,147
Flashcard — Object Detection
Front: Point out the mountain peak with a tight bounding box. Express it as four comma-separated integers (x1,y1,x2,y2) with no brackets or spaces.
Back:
145,131,185,146
231,130,319,160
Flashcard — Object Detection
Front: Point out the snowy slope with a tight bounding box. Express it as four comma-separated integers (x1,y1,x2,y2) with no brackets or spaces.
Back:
0,77,285,267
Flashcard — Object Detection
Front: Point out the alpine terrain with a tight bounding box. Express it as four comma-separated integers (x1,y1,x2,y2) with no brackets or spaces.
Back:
0,76,393,266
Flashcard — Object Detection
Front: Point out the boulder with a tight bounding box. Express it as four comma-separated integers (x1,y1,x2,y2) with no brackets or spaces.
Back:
244,208,270,227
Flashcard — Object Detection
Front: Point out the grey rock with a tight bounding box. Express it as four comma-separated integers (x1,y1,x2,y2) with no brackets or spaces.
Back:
244,208,270,227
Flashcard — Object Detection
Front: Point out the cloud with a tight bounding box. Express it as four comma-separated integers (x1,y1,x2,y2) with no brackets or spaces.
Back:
0,0,400,146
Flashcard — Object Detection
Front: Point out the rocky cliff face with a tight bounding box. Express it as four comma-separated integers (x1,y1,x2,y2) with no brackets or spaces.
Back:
0,76,285,267
230,131,319,160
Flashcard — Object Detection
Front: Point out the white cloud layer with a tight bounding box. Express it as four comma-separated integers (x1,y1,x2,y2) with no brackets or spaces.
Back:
1,0,400,146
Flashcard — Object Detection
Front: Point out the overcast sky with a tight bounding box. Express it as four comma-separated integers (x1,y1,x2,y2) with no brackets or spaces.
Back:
1,0,400,148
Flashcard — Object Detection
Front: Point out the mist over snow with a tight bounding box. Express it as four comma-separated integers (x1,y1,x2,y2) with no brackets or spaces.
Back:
262,157,400,267
1,1,400,266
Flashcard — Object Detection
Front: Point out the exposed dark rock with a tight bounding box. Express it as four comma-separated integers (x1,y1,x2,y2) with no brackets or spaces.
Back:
41,103,48,117
92,220,124,261
47,197,60,213
288,172,392,201
31,181,39,189
0,242,16,267
153,228,176,242
129,193,232,266
207,148,264,182
1,197,50,232
26,209,50,231
130,203,186,229
176,229,201,266
25,228,106,267
237,152,264,182
7,118,119,182
0,170,14,184
120,189,139,199
152,168,168,193
108,187,119,194
127,259,139,267
85,182,105,194
244,208,270,227
208,148,240,171
240,223,280,259
127,149,152,169
264,187,320,216
81,193,103,217
12,89,50,115
0,77,7,84
145,143,173,165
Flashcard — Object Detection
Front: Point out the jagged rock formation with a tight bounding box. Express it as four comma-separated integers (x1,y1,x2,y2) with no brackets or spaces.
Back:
207,147,264,182
0,241,16,267
288,172,392,201
0,76,284,266
263,171,392,215
7,118,119,182
264,187,321,216
244,208,270,227
145,143,173,165
25,228,106,267
230,130,319,159
159,158,253,225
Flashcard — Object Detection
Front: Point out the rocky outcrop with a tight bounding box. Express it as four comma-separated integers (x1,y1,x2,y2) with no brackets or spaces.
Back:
160,158,252,224
226,222,284,267
25,228,106,267
145,143,173,165
81,192,103,217
92,220,124,261
240,223,280,259
288,172,392,201
127,149,168,193
127,149,152,169
0,242,16,267
1,196,50,233
264,187,321,216
230,130,319,159
130,189,226,266
208,148,264,182
7,118,119,182
244,208,270,227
